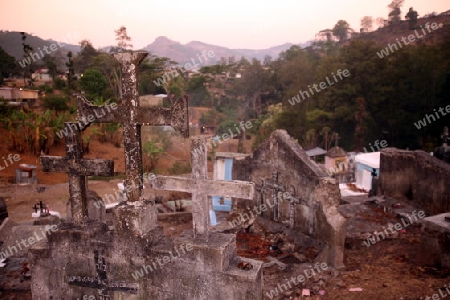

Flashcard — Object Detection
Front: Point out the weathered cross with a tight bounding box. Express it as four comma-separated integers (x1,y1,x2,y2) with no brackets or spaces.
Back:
76,51,189,202
67,249,138,299
40,122,114,224
150,138,255,238
284,185,303,229
264,171,285,222
32,201,46,214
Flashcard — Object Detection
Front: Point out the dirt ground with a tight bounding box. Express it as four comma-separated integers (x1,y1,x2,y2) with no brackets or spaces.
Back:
257,223,450,300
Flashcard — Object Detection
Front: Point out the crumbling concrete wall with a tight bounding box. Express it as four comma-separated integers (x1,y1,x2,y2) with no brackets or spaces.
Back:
379,148,450,214
233,130,347,268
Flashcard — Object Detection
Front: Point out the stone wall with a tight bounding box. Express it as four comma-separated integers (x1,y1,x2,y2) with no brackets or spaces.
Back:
233,130,347,268
379,148,450,214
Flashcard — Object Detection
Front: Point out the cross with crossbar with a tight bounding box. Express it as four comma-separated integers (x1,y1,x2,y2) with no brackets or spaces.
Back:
150,138,255,238
67,249,138,299
40,122,114,224
76,51,189,202
264,172,285,222
284,185,304,229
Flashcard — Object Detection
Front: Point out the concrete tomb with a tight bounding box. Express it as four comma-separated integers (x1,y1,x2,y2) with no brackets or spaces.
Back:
232,129,347,269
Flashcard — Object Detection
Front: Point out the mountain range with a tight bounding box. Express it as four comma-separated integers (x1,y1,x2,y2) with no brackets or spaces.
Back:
0,31,309,66
140,36,310,64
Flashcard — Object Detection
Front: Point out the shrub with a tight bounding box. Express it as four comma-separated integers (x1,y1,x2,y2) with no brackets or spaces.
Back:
168,161,191,175
43,95,69,111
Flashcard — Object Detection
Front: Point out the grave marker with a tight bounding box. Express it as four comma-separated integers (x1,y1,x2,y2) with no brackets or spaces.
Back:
150,138,255,238
265,171,285,221
285,185,304,229
40,122,114,224
76,51,189,202
67,249,138,299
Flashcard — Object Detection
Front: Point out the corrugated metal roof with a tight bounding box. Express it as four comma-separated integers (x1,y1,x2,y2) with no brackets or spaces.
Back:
305,147,327,157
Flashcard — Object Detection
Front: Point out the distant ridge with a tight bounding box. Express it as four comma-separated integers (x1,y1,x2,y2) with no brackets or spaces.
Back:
0,30,80,61
142,36,310,65
0,31,308,66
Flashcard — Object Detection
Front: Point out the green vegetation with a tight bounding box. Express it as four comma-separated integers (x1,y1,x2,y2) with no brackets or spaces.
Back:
143,140,165,172
168,161,191,175
0,46,16,84
78,69,108,100
0,19,448,160
43,94,69,111
183,19,449,153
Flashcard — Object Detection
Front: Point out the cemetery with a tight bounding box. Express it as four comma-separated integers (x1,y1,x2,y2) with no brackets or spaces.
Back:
0,50,449,299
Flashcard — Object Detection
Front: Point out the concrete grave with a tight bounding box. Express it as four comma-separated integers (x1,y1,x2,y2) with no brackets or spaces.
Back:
379,148,450,214
233,130,347,268
417,213,450,268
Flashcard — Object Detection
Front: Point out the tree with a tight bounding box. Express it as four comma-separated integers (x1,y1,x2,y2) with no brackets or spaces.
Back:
66,51,75,90
306,40,339,58
20,32,34,86
316,29,334,42
388,0,405,25
186,74,210,106
53,78,66,90
0,46,16,83
42,54,58,80
91,53,121,100
74,40,99,73
405,7,418,30
376,17,386,29
332,20,352,42
79,69,108,100
43,95,69,112
115,26,133,51
360,16,373,32
231,58,272,118
353,98,369,151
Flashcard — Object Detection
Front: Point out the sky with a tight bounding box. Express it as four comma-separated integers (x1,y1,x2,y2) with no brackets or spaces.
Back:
0,0,448,49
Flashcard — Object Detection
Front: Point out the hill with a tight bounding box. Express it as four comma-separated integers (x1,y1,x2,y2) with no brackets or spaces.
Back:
0,30,80,61
353,12,450,47
142,36,309,65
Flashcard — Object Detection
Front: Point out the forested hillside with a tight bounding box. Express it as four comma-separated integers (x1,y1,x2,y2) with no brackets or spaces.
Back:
183,15,450,152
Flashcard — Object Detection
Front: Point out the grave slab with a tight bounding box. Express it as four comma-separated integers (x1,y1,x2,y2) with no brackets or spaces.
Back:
418,213,450,268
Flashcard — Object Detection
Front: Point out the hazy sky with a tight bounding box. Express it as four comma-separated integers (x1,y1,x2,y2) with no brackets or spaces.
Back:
0,0,448,49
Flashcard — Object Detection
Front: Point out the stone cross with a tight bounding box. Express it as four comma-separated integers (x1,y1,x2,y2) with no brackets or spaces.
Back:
32,201,46,214
67,249,138,299
150,138,255,238
76,51,189,203
284,185,303,229
40,122,114,224
264,171,285,222
39,201,46,213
